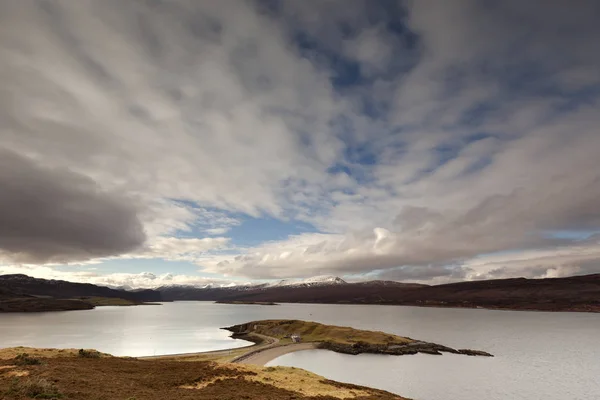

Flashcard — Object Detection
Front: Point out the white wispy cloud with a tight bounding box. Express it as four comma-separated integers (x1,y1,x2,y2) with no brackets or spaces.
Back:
0,0,599,284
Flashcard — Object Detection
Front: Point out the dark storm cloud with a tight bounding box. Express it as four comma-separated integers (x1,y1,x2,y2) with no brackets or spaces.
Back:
0,148,146,263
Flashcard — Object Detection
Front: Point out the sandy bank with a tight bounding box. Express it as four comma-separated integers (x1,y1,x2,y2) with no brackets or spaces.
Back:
235,343,318,366
138,335,318,366
138,332,278,361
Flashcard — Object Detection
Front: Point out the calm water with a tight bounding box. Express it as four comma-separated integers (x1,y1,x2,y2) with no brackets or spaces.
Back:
1,302,599,400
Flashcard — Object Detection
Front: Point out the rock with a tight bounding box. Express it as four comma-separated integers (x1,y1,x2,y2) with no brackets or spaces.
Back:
418,349,442,355
319,341,493,357
457,349,494,357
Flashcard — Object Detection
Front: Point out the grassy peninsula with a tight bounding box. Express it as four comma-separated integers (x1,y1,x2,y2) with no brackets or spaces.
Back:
225,320,493,357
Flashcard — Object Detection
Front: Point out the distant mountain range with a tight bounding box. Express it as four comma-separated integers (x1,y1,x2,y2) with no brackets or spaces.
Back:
1,273,599,312
262,275,349,288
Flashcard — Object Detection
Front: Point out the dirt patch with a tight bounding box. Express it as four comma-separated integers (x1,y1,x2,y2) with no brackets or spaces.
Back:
5,370,29,378
1,366,30,378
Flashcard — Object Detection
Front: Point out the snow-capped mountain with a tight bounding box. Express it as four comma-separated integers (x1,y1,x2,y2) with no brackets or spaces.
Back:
155,275,347,291
157,282,254,290
155,275,350,301
264,275,347,288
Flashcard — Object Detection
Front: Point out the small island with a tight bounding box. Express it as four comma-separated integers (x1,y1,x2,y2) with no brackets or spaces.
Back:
215,301,279,306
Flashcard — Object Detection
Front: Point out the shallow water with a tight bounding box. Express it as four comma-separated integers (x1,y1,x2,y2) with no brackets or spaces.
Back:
1,302,599,399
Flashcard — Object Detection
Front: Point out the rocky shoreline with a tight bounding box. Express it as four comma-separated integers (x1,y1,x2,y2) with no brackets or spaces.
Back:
318,340,493,357
216,301,279,306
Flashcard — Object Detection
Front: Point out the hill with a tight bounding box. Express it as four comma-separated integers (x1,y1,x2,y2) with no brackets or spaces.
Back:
160,274,600,312
3,273,599,313
0,274,162,302
0,274,163,312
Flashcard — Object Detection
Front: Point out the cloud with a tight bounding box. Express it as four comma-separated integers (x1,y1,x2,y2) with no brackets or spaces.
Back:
199,228,473,279
461,237,600,281
0,148,145,264
0,264,234,289
0,0,348,220
205,228,230,236
80,271,234,290
374,265,468,285
1,0,600,283
123,237,230,262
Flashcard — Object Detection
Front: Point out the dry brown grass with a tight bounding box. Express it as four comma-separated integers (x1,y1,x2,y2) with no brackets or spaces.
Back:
4,376,63,399
0,347,110,360
0,365,29,378
0,349,406,400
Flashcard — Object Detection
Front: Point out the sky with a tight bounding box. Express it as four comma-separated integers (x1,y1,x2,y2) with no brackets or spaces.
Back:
1,0,600,288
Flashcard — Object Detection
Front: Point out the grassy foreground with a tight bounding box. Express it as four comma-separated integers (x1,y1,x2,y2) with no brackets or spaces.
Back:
0,347,405,400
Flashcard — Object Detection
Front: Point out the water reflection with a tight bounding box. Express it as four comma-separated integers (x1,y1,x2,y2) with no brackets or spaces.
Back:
2,302,600,400
0,303,251,357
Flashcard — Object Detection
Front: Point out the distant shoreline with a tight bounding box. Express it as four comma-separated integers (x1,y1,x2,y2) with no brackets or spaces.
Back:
0,297,160,313
215,300,279,306
3,273,599,314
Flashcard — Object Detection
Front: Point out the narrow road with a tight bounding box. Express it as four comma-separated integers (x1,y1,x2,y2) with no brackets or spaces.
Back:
139,333,278,361
139,333,319,366
235,342,319,366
